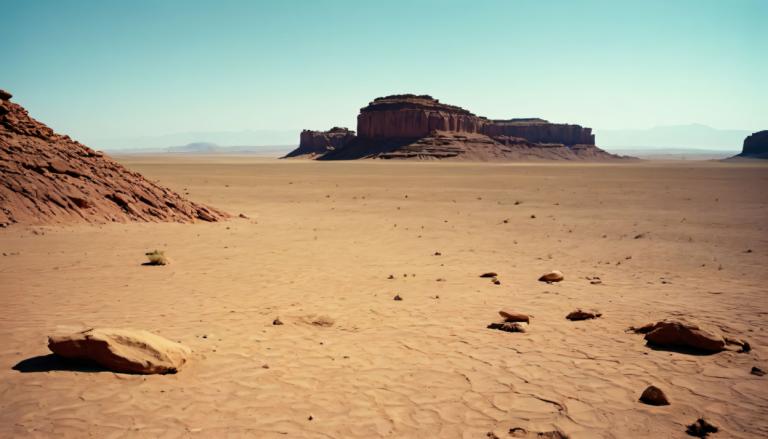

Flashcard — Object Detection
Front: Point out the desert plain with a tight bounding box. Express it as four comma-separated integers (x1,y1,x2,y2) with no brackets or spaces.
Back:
1,156,767,438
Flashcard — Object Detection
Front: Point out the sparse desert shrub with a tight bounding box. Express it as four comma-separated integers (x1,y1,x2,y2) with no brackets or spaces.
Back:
145,250,168,266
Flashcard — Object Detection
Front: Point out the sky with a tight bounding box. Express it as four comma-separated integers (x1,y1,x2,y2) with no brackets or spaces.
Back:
1,0,766,149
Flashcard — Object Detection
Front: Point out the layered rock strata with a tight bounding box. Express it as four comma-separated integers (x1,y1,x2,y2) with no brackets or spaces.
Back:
0,89,228,227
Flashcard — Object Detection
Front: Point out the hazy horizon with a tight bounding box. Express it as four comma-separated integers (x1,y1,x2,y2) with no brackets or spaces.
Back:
2,0,766,150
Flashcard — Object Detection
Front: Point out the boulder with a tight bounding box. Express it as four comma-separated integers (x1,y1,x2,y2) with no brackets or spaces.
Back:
539,270,564,282
48,328,191,374
284,127,356,158
566,309,601,321
488,322,526,333
633,320,725,353
639,385,670,406
0,89,12,101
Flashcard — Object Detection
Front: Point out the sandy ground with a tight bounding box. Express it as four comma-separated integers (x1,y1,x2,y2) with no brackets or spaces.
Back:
1,157,767,438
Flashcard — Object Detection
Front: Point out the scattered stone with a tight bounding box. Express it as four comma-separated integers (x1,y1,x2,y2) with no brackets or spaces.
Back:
632,320,725,353
393,294,403,301
387,274,395,279
433,251,442,256
498,310,530,324
509,427,568,438
48,328,191,374
685,418,718,437
311,315,334,327
238,213,249,219
262,364,270,369
750,366,765,376
487,322,526,333
639,385,670,406
272,317,283,325
492,278,501,285
530,214,536,219
634,232,648,239
479,272,498,278
436,278,446,282
144,250,168,266
538,270,564,283
566,309,602,321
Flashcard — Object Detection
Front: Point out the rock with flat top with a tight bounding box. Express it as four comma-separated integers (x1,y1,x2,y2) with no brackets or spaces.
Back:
498,310,530,323
633,319,725,353
566,309,601,321
48,328,191,374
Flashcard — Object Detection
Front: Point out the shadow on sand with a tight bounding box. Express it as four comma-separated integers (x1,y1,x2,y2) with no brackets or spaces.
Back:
12,354,108,373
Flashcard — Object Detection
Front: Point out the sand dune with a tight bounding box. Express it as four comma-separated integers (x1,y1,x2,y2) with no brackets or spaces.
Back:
1,157,767,438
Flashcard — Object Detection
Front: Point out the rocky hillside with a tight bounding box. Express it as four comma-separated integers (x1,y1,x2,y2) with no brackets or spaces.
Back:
0,89,228,227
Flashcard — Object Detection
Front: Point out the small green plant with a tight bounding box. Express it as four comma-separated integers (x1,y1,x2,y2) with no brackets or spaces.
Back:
144,250,168,266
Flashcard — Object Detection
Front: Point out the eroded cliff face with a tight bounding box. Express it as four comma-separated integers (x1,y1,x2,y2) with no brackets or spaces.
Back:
356,94,484,139
297,94,630,161
482,119,595,146
0,89,229,227
739,130,768,158
284,127,356,158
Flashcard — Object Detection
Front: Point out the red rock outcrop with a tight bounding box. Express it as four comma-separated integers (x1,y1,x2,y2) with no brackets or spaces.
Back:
284,127,356,158
0,89,228,227
356,94,484,138
312,94,632,161
482,118,595,146
735,130,768,159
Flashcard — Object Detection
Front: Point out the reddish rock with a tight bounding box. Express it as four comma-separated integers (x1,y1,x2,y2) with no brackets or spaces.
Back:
356,94,483,139
639,385,670,406
499,310,530,323
0,91,228,227
483,118,595,145
566,309,601,321
284,127,356,158
48,328,191,374
316,94,630,161
633,320,726,353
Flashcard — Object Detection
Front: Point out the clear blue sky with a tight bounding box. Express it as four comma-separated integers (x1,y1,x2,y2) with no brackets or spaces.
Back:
1,0,766,148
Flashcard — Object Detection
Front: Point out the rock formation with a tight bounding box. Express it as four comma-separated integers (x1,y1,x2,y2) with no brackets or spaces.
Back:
48,328,191,374
733,130,768,159
292,94,630,161
284,127,355,158
0,89,228,227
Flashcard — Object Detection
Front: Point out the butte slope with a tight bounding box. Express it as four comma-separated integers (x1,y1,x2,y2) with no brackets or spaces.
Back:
0,89,228,227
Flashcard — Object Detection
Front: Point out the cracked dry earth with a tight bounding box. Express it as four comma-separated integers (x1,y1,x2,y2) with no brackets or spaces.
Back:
1,158,767,438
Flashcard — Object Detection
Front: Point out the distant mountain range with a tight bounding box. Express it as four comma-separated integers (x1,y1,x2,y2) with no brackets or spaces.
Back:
596,124,750,152
96,129,298,152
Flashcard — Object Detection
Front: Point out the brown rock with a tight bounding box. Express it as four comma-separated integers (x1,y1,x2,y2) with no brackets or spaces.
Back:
539,270,564,282
487,322,526,333
0,91,228,226
498,310,530,323
479,272,498,278
508,427,568,438
393,294,403,301
750,366,765,376
686,418,718,437
566,309,601,321
284,127,356,158
0,89,11,101
48,328,191,374
272,317,284,325
639,385,670,406
634,320,725,353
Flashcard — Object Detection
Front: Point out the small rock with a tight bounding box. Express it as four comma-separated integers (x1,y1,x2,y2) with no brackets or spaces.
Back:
498,310,530,323
487,322,526,333
387,274,395,279
433,251,442,256
566,309,601,321
686,418,718,437
393,294,403,301
436,278,446,282
272,317,283,325
634,232,648,239
0,89,12,101
492,278,501,285
750,366,765,376
639,385,670,406
480,272,498,278
538,270,564,283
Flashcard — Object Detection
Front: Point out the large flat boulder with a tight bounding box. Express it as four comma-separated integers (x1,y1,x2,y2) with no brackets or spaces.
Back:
48,328,191,374
633,320,725,353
